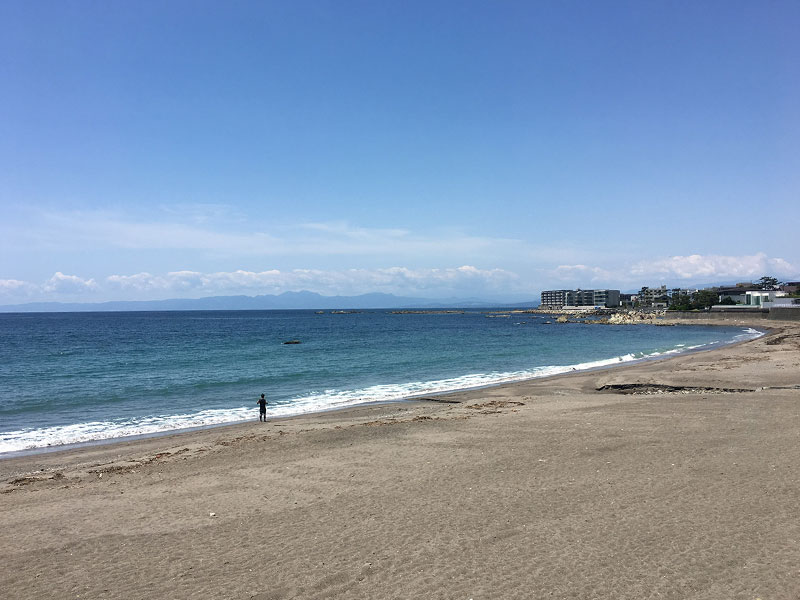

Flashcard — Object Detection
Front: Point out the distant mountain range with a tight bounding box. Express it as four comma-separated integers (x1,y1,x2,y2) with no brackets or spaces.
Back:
0,291,541,313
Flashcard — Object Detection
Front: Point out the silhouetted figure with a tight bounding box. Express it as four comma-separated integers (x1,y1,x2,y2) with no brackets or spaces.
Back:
257,393,268,422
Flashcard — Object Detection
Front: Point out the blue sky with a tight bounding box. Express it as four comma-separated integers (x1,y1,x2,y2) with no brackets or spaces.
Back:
2,0,798,303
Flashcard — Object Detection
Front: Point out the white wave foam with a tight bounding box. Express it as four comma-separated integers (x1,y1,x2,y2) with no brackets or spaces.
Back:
0,353,645,454
0,334,758,454
736,327,764,340
0,407,256,454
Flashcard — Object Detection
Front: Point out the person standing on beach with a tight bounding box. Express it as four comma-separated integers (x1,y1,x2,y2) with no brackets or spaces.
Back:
256,393,268,422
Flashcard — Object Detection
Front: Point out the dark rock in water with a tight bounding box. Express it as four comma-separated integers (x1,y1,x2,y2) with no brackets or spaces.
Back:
283,340,301,345
391,310,464,314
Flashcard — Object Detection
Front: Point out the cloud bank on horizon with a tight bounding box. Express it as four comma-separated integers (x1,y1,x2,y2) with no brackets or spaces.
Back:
1,251,796,305
1,2,798,304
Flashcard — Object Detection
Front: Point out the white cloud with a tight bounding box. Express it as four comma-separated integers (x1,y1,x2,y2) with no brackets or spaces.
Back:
300,221,410,241
157,203,247,225
0,279,37,296
0,279,31,291
2,247,796,306
42,272,98,294
106,272,165,290
547,253,798,289
553,264,614,282
101,266,520,298
1,266,517,303
630,253,796,281
23,209,530,263
0,273,95,303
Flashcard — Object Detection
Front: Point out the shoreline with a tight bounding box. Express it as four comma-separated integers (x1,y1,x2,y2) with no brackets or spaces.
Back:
0,318,782,472
0,320,766,460
3,317,799,599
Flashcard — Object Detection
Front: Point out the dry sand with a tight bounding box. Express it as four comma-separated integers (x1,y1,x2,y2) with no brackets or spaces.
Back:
1,319,799,599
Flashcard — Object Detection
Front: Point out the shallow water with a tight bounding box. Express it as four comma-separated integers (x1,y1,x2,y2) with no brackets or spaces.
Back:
0,310,761,453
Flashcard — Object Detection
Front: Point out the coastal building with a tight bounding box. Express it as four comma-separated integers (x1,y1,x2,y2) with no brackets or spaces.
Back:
635,286,699,307
591,289,620,307
540,289,620,309
668,287,699,298
619,293,635,308
717,287,786,306
540,290,571,310
745,290,785,306
717,287,749,304
638,286,669,307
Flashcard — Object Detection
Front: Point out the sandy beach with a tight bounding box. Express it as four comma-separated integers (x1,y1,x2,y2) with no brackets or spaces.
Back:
2,318,799,599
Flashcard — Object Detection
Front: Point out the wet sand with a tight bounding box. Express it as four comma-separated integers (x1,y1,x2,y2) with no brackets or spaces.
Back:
2,319,799,599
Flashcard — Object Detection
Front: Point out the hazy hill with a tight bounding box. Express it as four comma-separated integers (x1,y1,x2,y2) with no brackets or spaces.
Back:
0,291,540,313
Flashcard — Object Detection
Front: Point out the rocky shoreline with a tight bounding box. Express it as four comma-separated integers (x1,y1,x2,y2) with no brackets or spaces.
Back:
496,308,669,325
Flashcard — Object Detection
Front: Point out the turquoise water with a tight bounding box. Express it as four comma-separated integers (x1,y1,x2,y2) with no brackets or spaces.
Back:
0,310,761,453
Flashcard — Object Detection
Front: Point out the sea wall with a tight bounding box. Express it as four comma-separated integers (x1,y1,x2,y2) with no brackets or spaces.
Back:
768,307,800,321
665,308,800,321
665,310,769,321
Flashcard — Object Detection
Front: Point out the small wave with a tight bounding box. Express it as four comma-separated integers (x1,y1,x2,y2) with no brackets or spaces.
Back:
0,335,751,454
0,350,662,453
0,407,256,454
736,327,764,340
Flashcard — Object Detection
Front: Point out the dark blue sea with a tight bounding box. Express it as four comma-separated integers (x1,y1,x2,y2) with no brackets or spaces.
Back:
0,310,761,454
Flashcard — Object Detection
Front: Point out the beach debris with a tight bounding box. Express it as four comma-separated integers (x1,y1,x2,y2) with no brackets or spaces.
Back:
8,475,45,486
466,400,525,411
209,512,216,517
418,396,461,404
764,333,800,346
597,383,754,395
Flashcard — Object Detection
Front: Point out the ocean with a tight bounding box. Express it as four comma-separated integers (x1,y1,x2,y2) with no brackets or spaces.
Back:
0,310,761,455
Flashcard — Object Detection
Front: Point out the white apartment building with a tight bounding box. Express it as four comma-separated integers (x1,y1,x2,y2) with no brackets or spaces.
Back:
540,289,620,309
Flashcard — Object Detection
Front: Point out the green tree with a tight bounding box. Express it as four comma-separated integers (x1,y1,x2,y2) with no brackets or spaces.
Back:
692,289,719,310
758,276,780,290
668,294,693,311
719,296,737,305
